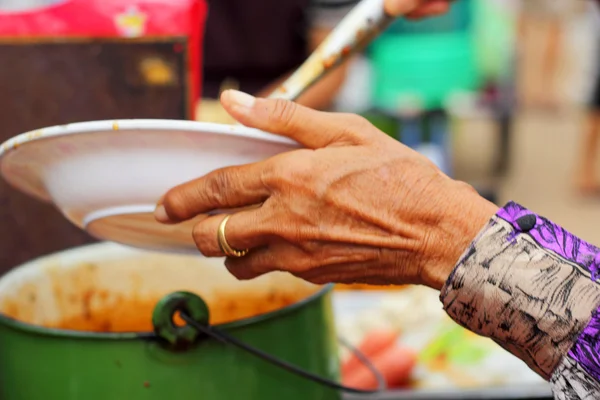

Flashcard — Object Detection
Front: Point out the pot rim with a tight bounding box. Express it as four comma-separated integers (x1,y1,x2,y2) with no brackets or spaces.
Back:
0,242,333,340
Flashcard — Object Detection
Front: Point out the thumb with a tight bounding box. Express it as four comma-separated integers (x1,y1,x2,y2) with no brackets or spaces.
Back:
384,0,422,15
220,90,367,149
384,0,450,17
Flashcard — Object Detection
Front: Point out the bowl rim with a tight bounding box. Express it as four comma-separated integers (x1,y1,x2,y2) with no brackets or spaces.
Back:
0,119,297,160
0,118,299,204
0,242,331,340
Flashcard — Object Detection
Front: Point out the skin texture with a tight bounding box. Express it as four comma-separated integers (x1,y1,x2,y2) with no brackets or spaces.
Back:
155,91,498,290
155,0,487,290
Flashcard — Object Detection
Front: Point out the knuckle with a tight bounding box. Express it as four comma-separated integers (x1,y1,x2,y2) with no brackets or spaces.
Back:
225,256,270,280
266,222,298,244
261,155,286,186
191,223,206,241
343,113,370,129
205,169,235,206
261,220,282,241
270,99,298,129
264,151,315,188
192,223,217,257
162,189,192,221
225,261,254,280
334,114,371,145
283,151,316,182
194,242,213,258
291,255,314,273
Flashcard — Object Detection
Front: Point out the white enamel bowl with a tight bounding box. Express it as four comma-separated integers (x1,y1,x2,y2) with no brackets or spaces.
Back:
0,119,299,253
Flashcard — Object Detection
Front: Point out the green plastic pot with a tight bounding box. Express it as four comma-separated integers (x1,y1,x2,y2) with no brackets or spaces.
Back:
0,243,351,400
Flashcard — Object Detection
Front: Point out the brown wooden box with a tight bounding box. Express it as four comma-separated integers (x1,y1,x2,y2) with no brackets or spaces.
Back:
0,37,191,272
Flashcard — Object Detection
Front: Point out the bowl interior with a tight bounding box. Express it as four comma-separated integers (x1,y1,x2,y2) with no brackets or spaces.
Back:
0,243,320,333
0,121,297,253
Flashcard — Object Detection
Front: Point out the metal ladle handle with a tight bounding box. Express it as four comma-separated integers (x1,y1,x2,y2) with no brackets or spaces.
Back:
268,0,395,102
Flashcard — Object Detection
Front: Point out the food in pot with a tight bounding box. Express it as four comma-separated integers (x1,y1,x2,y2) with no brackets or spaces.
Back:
0,250,320,333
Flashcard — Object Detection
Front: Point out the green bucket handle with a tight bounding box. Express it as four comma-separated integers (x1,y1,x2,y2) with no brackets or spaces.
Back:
152,291,210,349
152,291,386,395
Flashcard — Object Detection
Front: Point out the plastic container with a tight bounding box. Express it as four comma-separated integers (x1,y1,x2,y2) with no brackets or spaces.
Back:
370,32,480,111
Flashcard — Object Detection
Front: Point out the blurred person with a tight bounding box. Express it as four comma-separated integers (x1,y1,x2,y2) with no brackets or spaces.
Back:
196,0,354,123
577,41,600,195
517,0,580,110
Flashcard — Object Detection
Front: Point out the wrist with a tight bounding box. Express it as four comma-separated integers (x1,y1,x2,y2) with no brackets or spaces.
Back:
420,181,499,290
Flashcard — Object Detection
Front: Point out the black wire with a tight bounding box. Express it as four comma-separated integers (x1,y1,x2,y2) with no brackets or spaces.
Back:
180,312,386,395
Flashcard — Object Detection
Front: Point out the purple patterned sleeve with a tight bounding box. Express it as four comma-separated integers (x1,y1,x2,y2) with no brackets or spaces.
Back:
440,202,600,399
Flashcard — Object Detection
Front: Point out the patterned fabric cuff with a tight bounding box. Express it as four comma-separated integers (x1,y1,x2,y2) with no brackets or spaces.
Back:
440,201,600,380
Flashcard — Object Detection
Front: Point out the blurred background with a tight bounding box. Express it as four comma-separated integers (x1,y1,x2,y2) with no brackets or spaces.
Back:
332,0,600,247
2,0,599,258
1,0,599,398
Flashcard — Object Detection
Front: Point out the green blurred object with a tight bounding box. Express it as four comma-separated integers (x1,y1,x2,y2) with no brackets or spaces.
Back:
370,32,480,111
367,0,516,112
419,324,492,367
472,0,517,81
361,110,399,139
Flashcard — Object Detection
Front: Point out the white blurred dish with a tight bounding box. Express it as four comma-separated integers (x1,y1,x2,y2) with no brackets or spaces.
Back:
0,119,298,253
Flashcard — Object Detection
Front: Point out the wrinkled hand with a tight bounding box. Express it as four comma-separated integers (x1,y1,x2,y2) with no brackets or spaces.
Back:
155,91,497,289
384,0,452,19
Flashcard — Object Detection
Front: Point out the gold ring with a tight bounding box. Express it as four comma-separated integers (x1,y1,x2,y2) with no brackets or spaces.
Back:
217,214,249,258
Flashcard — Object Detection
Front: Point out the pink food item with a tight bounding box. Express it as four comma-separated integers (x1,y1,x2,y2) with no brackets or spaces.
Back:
342,329,399,376
343,345,417,390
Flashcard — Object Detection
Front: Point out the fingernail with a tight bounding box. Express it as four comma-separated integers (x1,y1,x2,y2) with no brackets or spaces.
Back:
154,205,170,223
226,90,256,109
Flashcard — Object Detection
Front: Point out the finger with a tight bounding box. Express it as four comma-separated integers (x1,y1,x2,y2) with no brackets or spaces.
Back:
155,162,270,223
384,0,451,17
405,0,451,19
220,90,369,149
384,0,425,16
192,211,268,257
224,246,281,280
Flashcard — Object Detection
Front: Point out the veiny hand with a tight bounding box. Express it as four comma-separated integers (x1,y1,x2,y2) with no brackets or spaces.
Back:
384,0,452,19
155,91,497,289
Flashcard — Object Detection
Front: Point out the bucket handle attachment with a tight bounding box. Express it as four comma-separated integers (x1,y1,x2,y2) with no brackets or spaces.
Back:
152,291,386,395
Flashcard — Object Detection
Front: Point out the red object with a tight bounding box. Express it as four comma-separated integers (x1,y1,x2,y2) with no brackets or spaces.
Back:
342,329,417,390
0,0,207,118
341,329,399,376
343,345,417,390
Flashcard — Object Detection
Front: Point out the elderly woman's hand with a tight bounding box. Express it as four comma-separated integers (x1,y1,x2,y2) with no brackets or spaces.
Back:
384,0,452,19
155,91,497,289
